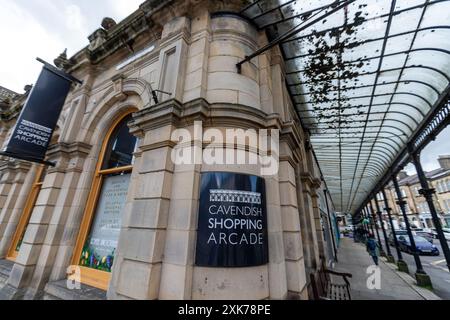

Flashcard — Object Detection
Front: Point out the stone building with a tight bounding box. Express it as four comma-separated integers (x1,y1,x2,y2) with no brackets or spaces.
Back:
427,156,450,227
374,157,450,231
0,0,338,300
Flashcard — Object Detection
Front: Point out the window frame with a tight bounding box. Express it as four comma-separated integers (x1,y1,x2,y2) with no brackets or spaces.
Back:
69,111,137,291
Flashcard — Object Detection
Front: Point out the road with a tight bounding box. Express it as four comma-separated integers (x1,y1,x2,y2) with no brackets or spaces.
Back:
379,235,450,299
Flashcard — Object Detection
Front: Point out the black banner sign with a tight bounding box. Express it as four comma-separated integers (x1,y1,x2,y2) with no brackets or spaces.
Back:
1,59,81,165
195,172,268,267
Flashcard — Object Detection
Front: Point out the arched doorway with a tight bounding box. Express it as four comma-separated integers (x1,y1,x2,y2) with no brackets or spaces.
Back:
69,111,137,290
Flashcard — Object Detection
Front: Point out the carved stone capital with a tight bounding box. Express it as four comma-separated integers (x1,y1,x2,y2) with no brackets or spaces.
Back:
46,142,93,171
111,74,128,101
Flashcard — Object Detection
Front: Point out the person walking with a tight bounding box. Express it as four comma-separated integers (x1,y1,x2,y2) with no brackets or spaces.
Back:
366,233,380,266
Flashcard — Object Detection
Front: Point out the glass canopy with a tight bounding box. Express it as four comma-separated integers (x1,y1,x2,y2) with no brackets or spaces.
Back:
241,0,450,214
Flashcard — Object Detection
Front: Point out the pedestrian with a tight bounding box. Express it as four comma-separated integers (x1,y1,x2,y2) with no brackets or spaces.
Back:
366,233,380,266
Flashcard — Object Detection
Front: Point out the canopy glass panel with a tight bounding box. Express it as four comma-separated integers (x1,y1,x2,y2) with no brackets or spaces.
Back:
241,0,450,213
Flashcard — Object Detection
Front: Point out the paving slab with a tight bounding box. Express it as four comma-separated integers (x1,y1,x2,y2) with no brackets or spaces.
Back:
332,237,441,300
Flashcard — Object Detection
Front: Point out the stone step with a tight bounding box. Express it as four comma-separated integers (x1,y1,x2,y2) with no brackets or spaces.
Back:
0,259,14,289
44,280,107,300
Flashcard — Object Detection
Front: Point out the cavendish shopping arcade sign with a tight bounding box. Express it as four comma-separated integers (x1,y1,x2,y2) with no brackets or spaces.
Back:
195,172,268,267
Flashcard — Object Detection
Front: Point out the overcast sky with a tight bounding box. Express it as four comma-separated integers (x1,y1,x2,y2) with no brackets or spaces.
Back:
0,0,448,173
404,126,450,175
0,0,142,92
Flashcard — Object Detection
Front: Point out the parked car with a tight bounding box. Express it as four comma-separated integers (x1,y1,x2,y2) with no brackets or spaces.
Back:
340,225,354,234
397,235,440,256
415,231,434,243
431,228,450,241
388,230,408,246
344,225,354,232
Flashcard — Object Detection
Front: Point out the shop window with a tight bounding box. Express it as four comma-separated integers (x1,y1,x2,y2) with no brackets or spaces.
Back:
70,112,137,290
6,165,46,261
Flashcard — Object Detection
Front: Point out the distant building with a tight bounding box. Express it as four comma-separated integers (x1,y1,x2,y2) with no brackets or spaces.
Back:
375,155,450,230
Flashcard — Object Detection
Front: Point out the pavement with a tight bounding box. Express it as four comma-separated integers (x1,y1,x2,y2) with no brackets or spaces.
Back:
332,237,441,300
381,236,450,299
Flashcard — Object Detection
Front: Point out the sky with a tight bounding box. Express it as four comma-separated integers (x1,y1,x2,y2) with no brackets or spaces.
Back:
0,0,142,92
404,126,450,175
0,0,448,173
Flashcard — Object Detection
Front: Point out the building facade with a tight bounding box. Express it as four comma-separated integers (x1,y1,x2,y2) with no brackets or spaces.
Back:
0,0,339,300
374,157,450,231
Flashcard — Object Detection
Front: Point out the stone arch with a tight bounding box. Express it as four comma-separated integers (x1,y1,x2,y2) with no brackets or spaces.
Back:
81,77,152,148
93,77,152,115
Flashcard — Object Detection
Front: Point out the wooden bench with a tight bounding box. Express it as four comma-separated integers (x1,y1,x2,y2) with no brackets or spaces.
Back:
310,262,352,300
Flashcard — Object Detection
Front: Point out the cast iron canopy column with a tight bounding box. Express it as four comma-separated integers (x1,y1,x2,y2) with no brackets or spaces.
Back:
410,151,450,272
374,194,395,263
368,200,385,257
366,205,375,236
392,175,432,287
382,188,409,273
364,205,375,236
362,208,370,235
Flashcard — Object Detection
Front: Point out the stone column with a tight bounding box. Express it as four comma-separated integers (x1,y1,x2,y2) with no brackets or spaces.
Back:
0,152,67,299
159,146,200,299
0,126,11,149
300,175,321,271
265,174,288,300
0,163,36,258
0,163,14,211
23,143,91,299
269,52,286,120
182,8,210,103
295,172,313,273
0,161,32,258
310,189,326,261
279,160,307,299
108,106,176,300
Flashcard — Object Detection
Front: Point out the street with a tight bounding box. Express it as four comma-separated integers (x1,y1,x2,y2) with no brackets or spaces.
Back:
379,235,450,299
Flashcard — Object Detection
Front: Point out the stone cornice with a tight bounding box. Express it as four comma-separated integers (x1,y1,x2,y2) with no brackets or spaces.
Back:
67,0,170,72
129,98,284,134
66,0,249,73
129,99,183,135
300,172,322,190
279,121,304,163
46,142,92,160
159,19,191,49
0,91,30,122
0,159,32,175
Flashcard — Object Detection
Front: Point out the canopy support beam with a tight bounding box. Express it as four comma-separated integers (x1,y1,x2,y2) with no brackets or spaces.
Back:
236,0,356,73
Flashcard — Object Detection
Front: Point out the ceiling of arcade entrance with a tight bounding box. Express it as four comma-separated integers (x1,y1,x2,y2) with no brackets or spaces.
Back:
239,0,450,213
